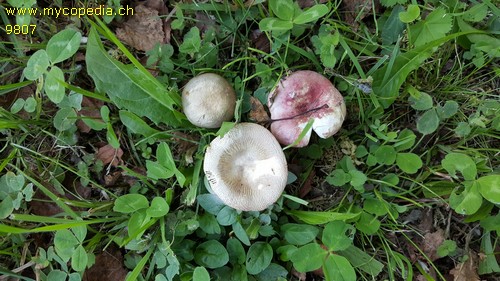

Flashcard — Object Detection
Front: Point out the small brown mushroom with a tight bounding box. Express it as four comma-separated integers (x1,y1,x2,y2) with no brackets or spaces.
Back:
182,73,236,128
203,123,288,211
268,70,346,147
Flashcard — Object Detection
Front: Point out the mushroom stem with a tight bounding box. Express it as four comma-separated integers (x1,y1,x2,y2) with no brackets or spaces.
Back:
267,104,329,124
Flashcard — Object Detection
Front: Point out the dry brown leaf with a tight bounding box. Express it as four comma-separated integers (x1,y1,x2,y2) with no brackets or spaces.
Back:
421,229,446,261
248,96,270,122
115,5,165,51
83,247,128,281
450,252,480,281
341,0,375,29
96,144,123,167
250,29,270,53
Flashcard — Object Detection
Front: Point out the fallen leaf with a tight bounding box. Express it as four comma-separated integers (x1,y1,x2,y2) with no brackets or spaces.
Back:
104,171,122,186
340,0,377,29
421,229,445,261
115,5,165,51
248,96,270,122
450,251,480,281
96,144,123,167
250,29,270,53
83,247,128,281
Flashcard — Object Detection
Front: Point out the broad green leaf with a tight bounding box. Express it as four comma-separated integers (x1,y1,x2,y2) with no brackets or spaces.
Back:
337,245,384,276
416,108,439,135
71,245,88,271
197,193,225,215
23,50,49,80
10,98,25,114
293,5,329,24
259,18,293,32
147,197,169,218
47,270,67,280
54,229,78,261
408,91,433,110
232,222,251,246
255,263,288,281
285,210,360,225
281,224,319,245
246,242,273,275
227,237,246,265
198,213,220,235
455,122,472,137
156,142,185,186
277,245,297,261
476,175,500,204
395,129,416,151
396,153,423,174
71,225,87,243
410,8,452,47
106,123,120,149
374,145,397,165
0,197,14,219
53,107,77,131
399,4,420,23
326,169,351,186
322,221,355,251
216,206,238,226
323,254,356,281
194,240,229,269
437,100,458,119
290,243,327,272
113,194,149,213
372,32,468,108
23,97,36,113
179,27,201,55
86,27,182,126
157,142,175,171
119,111,159,137
45,66,65,103
128,209,151,239
461,3,488,22
381,5,405,45
349,170,367,189
363,198,388,216
442,153,477,181
270,0,295,21
449,183,482,215
216,122,236,138
46,29,82,64
5,172,24,192
193,267,210,281
355,212,380,235
146,160,175,180
457,19,500,57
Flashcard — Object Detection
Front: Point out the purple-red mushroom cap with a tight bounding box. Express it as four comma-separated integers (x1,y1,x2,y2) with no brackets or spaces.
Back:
268,70,346,147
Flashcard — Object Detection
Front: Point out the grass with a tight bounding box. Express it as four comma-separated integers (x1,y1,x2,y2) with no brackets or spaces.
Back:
0,0,499,280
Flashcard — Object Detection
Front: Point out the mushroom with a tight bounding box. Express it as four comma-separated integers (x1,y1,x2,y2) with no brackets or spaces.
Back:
203,123,288,211
182,73,236,128
268,70,346,147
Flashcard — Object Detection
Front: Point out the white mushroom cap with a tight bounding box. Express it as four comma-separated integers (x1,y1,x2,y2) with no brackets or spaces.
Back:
182,73,236,128
203,123,288,211
268,70,346,147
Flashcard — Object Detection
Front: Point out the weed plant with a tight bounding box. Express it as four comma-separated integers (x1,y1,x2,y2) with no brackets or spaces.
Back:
0,0,499,280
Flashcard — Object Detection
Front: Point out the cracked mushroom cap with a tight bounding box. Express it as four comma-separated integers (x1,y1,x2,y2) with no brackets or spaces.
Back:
203,123,288,211
268,70,346,147
182,73,236,128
